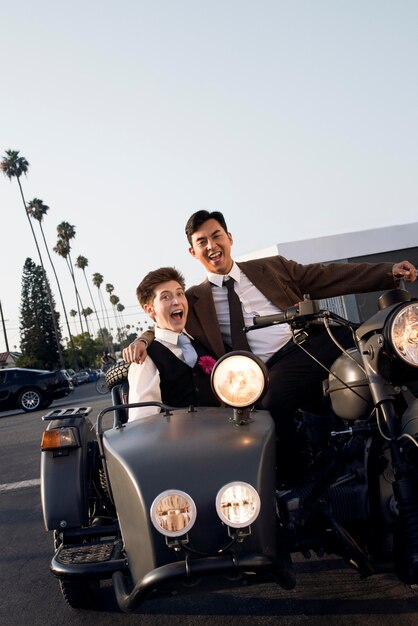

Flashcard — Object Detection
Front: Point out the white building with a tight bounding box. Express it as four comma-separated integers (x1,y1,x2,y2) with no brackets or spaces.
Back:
238,222,418,322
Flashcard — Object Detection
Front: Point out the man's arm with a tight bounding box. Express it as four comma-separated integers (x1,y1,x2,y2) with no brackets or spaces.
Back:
127,358,162,421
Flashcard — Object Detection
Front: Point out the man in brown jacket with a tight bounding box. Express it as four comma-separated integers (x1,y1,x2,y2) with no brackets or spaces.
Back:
124,210,416,484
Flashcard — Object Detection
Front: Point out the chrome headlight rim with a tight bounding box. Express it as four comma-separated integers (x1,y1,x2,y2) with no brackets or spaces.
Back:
215,481,261,529
150,489,197,538
386,302,418,368
210,351,268,408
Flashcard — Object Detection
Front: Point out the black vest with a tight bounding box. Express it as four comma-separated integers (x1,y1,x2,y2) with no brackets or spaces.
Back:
148,339,218,408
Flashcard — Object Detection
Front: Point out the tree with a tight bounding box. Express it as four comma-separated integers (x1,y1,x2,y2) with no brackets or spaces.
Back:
54,221,85,333
97,327,114,351
19,258,63,369
69,309,79,334
116,302,127,345
75,255,105,344
26,197,77,368
69,332,102,369
1,150,64,367
81,306,93,335
92,273,111,337
109,293,122,343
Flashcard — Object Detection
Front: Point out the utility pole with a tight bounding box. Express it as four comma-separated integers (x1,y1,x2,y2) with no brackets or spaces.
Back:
0,300,10,353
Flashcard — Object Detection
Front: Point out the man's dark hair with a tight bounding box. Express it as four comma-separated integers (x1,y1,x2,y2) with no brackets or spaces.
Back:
136,266,186,307
185,210,229,245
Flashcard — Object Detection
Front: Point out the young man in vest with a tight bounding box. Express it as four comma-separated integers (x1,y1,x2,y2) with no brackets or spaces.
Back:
128,266,218,421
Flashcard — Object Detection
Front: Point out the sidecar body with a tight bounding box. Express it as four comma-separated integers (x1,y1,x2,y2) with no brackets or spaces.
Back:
40,353,294,612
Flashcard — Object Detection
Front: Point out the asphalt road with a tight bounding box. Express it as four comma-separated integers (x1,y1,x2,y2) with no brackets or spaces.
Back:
1,384,418,625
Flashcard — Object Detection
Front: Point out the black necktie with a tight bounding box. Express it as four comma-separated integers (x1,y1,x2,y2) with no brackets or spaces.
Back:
224,277,250,351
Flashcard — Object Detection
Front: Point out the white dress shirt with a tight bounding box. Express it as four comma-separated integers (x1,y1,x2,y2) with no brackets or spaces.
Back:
207,262,292,363
128,326,194,421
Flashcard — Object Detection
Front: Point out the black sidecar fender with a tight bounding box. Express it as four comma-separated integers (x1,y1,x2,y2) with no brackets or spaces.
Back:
41,410,96,530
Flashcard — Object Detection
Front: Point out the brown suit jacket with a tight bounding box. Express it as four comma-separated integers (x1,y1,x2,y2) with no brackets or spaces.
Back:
184,256,396,358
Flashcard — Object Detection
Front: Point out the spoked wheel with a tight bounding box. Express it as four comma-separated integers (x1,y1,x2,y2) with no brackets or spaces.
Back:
95,376,109,395
18,388,43,412
59,578,100,609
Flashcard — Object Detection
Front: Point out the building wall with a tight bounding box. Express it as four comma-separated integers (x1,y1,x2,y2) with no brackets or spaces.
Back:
238,222,418,322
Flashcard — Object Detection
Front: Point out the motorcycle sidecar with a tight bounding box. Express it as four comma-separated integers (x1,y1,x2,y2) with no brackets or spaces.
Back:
40,353,295,612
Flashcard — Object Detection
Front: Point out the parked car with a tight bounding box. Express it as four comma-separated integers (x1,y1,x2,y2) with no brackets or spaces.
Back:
0,367,73,413
65,369,78,386
80,368,99,382
61,370,73,385
74,370,90,385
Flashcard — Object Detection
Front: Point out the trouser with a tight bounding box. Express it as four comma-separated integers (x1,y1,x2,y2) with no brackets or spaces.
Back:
260,325,354,484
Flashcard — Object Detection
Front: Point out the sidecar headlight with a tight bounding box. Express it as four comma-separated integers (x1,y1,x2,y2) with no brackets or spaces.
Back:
387,302,418,367
150,490,197,537
211,352,268,408
216,481,261,528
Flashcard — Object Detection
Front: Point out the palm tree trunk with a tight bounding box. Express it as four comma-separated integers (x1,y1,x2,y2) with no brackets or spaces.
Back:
65,252,85,334
17,178,65,368
98,288,112,338
82,270,105,343
38,223,78,370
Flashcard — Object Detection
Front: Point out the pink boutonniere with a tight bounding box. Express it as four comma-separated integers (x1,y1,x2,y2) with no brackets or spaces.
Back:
198,356,217,375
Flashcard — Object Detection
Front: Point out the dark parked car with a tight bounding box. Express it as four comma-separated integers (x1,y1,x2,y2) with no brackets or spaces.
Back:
74,370,90,385
65,368,78,386
82,368,99,382
0,367,73,413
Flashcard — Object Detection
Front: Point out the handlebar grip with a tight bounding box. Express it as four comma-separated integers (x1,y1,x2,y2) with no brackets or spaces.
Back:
252,300,320,326
252,312,288,325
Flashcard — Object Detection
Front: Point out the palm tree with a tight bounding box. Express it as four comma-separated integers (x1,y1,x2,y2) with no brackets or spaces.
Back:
92,273,113,351
69,309,79,334
26,198,77,368
54,222,85,333
116,302,127,344
1,150,65,367
81,307,93,336
109,293,121,342
105,283,116,331
75,256,105,343
105,283,114,297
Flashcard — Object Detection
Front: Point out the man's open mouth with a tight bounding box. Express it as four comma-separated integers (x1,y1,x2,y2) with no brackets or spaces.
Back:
209,251,222,262
171,309,184,320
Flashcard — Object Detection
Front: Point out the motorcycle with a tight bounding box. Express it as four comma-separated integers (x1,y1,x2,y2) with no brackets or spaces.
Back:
40,287,418,612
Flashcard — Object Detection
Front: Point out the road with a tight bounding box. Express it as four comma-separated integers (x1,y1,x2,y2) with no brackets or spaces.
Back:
1,384,418,625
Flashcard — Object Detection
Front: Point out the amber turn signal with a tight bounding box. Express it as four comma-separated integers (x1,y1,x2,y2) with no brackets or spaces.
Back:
41,427,80,451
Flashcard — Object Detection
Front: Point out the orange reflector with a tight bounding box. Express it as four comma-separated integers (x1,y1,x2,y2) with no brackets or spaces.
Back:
41,427,79,451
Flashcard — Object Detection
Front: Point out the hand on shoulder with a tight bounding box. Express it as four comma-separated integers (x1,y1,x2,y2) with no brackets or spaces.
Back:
123,339,148,364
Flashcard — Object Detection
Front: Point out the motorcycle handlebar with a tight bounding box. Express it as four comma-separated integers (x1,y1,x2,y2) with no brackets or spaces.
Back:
250,298,321,329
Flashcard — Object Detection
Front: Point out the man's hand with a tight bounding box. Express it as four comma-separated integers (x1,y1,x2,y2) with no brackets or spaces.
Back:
123,339,148,364
392,260,417,283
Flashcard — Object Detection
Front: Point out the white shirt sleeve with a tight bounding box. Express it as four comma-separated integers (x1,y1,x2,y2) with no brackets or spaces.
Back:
127,357,162,421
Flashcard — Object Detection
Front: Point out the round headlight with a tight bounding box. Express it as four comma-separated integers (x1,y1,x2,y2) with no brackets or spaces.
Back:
211,352,268,408
388,302,418,367
216,481,261,528
150,490,197,537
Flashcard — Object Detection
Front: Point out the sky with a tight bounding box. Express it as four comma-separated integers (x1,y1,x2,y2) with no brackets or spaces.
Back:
1,0,417,353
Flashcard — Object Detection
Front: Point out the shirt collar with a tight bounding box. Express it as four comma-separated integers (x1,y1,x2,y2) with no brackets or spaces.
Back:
207,261,240,287
154,326,194,345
